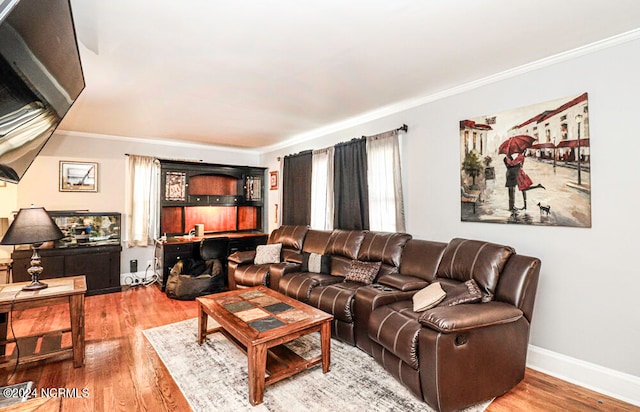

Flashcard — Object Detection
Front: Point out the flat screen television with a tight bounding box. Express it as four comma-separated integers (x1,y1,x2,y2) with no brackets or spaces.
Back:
0,0,85,183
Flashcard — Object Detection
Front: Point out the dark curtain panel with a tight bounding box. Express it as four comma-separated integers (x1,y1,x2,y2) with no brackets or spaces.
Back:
334,138,369,230
282,150,312,226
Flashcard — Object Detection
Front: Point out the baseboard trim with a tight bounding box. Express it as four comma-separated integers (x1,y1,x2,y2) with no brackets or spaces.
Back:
527,345,640,407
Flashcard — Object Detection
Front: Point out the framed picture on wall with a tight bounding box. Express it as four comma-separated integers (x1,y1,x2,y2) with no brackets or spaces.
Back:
60,161,98,192
459,92,591,228
270,171,278,190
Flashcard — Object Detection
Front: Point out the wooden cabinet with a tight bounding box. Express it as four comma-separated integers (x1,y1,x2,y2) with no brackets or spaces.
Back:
159,160,266,236
157,161,268,291
11,245,122,296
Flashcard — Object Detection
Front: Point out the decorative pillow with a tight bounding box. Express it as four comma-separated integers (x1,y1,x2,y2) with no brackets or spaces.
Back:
438,279,483,307
301,252,331,274
253,243,282,265
343,260,381,285
412,282,446,312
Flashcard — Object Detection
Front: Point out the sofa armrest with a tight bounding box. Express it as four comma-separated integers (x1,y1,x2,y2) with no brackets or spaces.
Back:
269,262,302,290
354,284,418,354
228,250,256,265
284,254,303,265
377,274,429,291
418,301,522,333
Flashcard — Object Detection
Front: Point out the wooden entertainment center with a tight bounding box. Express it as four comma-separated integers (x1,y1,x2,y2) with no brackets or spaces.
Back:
155,160,269,290
159,159,266,236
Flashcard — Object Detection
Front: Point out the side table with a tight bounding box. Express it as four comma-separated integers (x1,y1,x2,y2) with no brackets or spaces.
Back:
0,276,87,368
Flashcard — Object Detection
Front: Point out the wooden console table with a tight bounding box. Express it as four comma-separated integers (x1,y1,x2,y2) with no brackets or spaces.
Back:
0,276,86,368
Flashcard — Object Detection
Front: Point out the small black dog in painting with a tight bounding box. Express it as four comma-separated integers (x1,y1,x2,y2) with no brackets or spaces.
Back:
537,202,551,216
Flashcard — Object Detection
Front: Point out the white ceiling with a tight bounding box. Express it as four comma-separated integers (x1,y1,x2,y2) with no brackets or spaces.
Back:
60,0,640,150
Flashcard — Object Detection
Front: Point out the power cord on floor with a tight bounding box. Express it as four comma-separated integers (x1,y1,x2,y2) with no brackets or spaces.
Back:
5,288,23,385
123,264,159,287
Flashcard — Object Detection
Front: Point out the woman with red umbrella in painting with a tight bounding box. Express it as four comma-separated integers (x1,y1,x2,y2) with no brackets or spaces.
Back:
500,135,545,211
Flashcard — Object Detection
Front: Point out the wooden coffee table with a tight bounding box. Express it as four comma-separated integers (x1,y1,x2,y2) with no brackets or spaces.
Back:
196,286,333,405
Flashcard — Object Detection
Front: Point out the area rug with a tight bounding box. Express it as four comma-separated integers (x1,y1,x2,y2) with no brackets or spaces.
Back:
143,318,492,412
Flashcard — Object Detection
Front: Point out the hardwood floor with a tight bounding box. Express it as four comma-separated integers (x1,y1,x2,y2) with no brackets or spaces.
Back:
490,369,638,411
1,285,637,411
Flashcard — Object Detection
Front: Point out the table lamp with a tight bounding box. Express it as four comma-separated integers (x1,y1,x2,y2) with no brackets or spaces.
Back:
0,206,64,291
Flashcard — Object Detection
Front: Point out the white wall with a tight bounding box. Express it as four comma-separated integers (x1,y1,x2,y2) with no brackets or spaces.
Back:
9,131,261,276
261,37,640,400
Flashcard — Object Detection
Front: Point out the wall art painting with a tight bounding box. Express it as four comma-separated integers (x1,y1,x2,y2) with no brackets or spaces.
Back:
460,93,591,228
269,171,278,190
165,171,187,201
59,161,98,192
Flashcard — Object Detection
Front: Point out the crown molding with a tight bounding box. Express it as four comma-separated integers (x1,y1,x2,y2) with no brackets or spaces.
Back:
54,129,261,156
258,28,640,154
57,28,640,156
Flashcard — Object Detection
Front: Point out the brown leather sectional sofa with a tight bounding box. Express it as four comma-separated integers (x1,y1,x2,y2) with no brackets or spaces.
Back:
227,225,541,411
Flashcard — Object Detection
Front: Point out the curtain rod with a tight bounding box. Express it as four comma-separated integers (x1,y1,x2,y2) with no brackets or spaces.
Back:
277,124,408,161
362,123,409,138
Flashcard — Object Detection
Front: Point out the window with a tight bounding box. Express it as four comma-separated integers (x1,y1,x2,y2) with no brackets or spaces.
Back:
128,155,160,247
310,147,334,230
367,132,405,232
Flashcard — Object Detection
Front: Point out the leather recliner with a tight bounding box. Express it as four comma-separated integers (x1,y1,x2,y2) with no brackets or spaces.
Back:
227,225,308,289
365,238,540,411
307,231,412,344
278,229,367,302
353,238,447,355
227,229,540,411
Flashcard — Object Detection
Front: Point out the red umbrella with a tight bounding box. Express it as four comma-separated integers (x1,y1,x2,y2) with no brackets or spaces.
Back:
498,135,536,155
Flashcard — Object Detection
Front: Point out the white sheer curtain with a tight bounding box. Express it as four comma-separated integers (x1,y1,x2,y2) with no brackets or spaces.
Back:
367,131,405,232
127,155,160,247
310,146,334,230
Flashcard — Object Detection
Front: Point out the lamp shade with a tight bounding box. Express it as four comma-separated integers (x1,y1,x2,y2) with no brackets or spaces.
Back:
0,207,64,245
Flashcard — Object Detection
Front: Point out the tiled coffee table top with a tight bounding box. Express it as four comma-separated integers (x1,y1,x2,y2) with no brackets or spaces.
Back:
213,289,312,333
